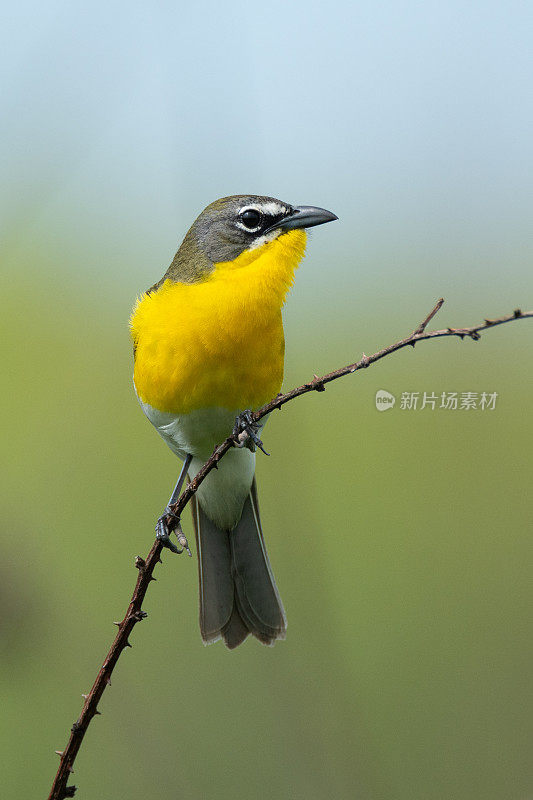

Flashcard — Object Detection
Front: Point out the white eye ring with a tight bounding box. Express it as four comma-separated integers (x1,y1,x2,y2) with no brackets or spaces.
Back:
238,207,263,232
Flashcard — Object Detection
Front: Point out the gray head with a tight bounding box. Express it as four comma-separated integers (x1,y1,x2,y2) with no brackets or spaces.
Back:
152,195,337,288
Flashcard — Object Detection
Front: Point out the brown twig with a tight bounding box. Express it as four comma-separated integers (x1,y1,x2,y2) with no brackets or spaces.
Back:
48,299,532,799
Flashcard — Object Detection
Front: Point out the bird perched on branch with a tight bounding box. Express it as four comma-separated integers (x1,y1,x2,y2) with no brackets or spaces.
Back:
130,195,337,648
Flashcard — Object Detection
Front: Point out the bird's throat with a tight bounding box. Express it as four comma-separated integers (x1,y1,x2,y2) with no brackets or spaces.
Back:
130,230,307,414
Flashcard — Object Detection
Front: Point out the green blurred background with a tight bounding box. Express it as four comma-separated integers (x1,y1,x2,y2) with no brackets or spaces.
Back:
2,2,533,798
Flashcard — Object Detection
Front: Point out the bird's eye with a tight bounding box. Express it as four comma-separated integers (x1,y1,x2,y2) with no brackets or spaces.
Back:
240,208,262,230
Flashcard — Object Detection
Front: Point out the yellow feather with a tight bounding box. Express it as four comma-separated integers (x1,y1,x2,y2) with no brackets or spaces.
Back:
130,229,307,414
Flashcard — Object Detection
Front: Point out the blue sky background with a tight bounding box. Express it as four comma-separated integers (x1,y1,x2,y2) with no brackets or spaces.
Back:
3,0,533,316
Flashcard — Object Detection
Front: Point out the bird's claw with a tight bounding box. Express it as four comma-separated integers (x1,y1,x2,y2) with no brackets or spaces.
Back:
155,509,192,556
233,410,269,455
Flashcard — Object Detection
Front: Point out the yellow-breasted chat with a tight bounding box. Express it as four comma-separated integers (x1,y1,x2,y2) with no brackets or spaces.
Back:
130,195,337,648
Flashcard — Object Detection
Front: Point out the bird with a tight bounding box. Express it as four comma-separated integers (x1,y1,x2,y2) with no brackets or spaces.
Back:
130,195,337,648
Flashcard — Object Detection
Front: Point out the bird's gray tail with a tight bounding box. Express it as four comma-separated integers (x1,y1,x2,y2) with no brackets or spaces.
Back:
190,478,286,649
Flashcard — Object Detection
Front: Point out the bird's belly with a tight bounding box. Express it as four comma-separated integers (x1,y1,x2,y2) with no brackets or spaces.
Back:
138,399,242,461
132,271,285,527
138,398,258,529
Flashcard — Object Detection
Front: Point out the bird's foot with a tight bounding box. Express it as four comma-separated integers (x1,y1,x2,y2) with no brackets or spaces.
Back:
232,410,269,455
155,508,192,556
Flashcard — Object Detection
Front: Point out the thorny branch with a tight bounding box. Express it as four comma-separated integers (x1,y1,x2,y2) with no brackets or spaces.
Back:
48,299,532,799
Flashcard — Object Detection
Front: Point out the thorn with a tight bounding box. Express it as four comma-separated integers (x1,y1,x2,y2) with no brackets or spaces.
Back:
68,766,75,774
447,327,454,333
484,318,495,326
65,786,77,797
94,709,101,715
361,353,370,367
149,575,157,582
55,750,63,757
106,677,112,686
125,640,132,648
135,556,145,570
410,341,416,348
113,621,121,627
458,333,465,340
311,374,325,392
514,308,522,318
133,610,148,621
81,694,88,700
470,331,481,340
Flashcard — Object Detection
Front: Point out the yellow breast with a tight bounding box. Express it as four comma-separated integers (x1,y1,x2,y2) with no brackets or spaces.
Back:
130,229,307,414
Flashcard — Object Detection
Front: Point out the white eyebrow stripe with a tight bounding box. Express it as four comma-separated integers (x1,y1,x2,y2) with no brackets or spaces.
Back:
260,201,286,216
240,201,286,217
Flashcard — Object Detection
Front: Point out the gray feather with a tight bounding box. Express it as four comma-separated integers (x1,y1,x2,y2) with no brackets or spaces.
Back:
191,494,234,643
191,478,286,649
147,194,293,289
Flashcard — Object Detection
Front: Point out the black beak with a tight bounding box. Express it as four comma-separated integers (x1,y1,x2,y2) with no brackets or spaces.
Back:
264,205,338,234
